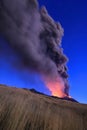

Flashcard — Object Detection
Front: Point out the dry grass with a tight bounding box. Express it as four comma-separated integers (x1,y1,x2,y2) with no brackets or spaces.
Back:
0,84,87,130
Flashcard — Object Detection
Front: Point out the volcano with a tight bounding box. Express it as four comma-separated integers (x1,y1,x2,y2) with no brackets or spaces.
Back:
0,0,87,129
0,84,87,130
28,88,78,103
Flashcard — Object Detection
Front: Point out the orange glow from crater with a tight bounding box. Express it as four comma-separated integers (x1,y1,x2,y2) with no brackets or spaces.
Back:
46,81,67,98
43,76,71,98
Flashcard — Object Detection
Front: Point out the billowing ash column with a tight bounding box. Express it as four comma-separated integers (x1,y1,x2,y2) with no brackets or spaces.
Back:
0,0,70,97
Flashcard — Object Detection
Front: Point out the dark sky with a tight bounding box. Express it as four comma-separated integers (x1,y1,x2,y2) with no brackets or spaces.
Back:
0,0,87,103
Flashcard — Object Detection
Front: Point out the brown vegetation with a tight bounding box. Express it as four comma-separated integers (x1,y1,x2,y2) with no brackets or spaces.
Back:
0,84,87,130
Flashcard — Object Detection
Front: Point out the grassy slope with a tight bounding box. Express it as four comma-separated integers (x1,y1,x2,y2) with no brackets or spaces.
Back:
0,84,87,130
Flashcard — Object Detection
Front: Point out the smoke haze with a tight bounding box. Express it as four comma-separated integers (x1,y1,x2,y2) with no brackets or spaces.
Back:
0,0,69,96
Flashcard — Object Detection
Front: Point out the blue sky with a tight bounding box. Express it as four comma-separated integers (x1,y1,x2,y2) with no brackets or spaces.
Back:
38,0,87,103
0,0,87,103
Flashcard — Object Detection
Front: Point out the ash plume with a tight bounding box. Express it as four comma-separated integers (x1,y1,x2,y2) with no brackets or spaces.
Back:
0,0,69,96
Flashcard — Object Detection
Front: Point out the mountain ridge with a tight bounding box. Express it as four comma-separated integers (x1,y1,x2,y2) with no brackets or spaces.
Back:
0,84,87,130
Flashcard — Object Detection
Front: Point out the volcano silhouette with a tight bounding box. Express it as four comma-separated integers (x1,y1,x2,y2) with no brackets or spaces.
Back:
28,88,78,103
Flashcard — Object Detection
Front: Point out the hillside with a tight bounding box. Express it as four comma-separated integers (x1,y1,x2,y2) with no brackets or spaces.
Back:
0,84,87,130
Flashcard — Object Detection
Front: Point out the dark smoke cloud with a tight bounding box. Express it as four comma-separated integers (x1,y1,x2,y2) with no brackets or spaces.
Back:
0,0,69,95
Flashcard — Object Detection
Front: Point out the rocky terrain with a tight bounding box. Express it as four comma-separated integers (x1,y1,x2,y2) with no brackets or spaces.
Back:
0,84,87,130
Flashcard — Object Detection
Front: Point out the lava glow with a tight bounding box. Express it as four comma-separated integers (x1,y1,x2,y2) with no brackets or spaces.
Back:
46,79,69,98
